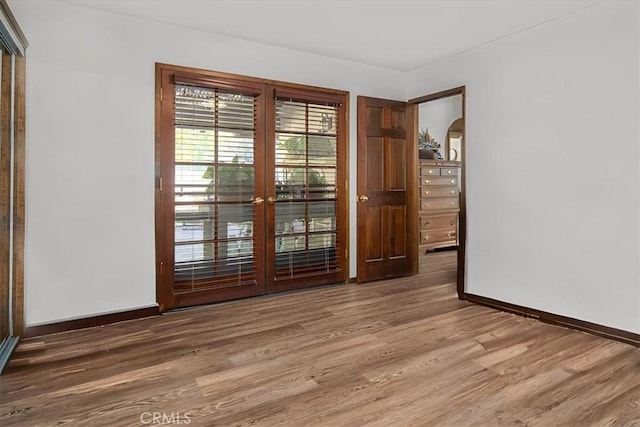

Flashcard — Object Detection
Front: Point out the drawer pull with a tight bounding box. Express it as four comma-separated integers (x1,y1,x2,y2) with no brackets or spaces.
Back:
447,232,456,238
450,202,454,206
449,221,454,225
450,190,455,195
425,190,431,195
428,169,434,174
450,179,456,184
424,179,431,184
424,235,429,240
447,170,452,175
425,221,430,225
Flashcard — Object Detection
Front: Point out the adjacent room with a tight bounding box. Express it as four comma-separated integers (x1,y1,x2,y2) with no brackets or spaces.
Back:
1,0,639,425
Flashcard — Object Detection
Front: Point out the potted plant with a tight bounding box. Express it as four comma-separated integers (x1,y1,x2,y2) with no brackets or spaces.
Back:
418,128,443,160
203,155,254,201
277,135,331,199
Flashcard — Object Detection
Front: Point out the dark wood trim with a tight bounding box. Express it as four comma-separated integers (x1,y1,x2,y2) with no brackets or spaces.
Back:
156,63,348,98
464,293,640,347
0,0,28,52
154,64,165,311
23,306,161,339
342,94,351,281
0,54,10,339
12,54,25,336
457,87,466,299
406,103,418,276
155,63,350,310
408,86,466,104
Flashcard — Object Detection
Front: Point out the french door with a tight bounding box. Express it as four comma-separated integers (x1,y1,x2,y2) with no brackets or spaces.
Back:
156,64,347,310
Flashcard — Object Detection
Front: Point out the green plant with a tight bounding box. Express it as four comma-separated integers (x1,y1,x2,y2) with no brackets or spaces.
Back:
289,168,326,185
417,128,440,151
203,155,254,198
278,135,326,185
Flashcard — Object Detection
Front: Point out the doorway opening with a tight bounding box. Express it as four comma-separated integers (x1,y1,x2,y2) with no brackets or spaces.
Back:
410,87,466,297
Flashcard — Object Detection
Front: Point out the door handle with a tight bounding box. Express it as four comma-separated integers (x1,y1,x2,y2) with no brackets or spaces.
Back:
358,195,369,202
267,196,276,205
251,197,264,205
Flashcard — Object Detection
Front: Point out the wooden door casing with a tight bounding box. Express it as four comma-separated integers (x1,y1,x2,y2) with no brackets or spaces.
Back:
156,67,268,310
357,96,417,283
155,64,349,310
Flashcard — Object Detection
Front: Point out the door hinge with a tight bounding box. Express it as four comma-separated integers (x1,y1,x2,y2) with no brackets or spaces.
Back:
345,179,348,192
345,249,348,260
160,87,163,102
159,177,163,191
160,261,164,275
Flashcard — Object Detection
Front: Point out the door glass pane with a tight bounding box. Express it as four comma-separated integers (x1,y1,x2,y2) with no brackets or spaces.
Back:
274,100,340,278
175,205,215,243
175,165,213,203
174,84,257,289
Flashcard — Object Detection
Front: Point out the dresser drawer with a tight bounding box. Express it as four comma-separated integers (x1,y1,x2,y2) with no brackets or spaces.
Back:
420,176,458,187
420,166,440,176
420,214,457,230
420,229,457,245
440,167,458,176
420,197,459,210
420,187,458,198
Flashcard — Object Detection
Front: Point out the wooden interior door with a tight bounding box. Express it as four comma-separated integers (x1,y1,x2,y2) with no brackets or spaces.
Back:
357,96,416,283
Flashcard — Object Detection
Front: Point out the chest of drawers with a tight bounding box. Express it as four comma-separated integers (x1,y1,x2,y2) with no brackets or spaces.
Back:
419,160,461,251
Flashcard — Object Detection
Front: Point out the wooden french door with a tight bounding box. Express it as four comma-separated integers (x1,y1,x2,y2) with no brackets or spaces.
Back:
265,87,347,292
356,96,416,283
157,70,267,309
156,65,347,310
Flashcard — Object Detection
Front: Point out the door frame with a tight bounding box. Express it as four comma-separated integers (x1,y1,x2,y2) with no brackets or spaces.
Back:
154,63,350,311
408,86,466,298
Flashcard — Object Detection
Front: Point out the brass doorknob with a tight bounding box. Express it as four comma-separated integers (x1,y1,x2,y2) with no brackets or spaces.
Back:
358,195,369,202
267,196,276,205
251,197,264,205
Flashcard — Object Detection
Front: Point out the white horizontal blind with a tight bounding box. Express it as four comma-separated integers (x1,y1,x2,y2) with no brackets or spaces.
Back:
273,99,340,278
173,84,258,291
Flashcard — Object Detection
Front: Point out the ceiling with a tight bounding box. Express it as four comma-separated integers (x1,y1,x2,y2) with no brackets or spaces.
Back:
61,0,601,72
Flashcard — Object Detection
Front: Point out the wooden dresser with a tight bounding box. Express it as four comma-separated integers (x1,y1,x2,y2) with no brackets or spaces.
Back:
418,160,461,251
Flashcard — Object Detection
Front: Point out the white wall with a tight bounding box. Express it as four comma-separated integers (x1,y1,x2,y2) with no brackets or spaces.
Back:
409,2,640,333
9,0,407,325
11,0,640,335
418,95,462,155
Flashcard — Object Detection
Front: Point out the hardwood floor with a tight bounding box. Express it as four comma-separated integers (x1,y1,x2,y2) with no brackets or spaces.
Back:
2,251,639,426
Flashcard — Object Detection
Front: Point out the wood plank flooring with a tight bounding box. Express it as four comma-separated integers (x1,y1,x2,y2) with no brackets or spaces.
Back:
2,251,639,426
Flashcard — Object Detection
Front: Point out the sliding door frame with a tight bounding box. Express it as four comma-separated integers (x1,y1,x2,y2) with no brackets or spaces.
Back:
0,0,27,374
